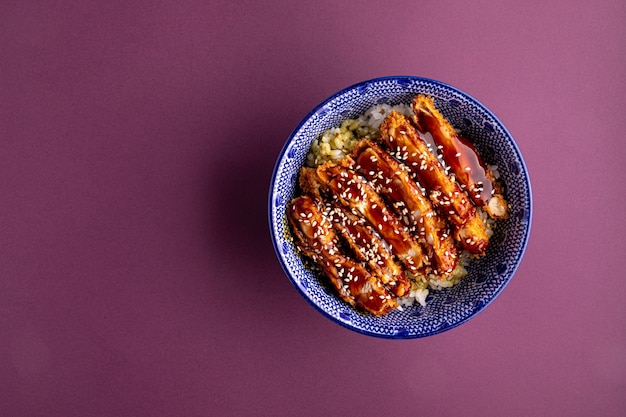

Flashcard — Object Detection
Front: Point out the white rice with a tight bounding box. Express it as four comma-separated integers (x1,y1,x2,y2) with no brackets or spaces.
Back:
306,103,413,167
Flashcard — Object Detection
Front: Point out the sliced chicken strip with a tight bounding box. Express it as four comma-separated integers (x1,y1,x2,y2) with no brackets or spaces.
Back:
380,111,490,255
327,203,410,297
352,140,459,276
298,165,410,296
317,161,428,275
287,196,398,316
412,94,509,219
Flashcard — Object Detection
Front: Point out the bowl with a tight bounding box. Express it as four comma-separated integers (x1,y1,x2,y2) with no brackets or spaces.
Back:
268,76,532,338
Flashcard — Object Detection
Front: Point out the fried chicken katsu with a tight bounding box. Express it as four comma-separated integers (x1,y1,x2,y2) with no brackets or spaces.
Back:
412,95,509,219
317,161,428,276
286,95,509,316
379,111,490,255
288,196,398,316
351,140,459,276
326,203,411,297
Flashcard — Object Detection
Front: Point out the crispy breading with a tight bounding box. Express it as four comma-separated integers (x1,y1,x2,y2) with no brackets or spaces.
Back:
317,161,429,274
380,111,490,255
412,95,509,219
327,203,411,297
352,140,459,276
287,196,398,315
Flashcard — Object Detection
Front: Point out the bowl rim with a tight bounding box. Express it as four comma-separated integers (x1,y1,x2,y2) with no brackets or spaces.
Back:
268,75,533,338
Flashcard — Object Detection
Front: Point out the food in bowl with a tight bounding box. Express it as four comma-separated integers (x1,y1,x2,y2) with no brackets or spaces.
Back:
286,94,509,316
270,76,532,338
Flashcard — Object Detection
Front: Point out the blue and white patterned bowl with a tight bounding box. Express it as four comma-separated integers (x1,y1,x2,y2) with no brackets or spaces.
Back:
269,76,532,338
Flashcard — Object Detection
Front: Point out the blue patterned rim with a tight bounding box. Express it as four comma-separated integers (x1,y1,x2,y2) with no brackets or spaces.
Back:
268,76,532,338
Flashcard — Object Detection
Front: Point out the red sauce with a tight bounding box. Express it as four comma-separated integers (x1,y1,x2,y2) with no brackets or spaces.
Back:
416,108,494,206
439,134,493,204
327,170,423,274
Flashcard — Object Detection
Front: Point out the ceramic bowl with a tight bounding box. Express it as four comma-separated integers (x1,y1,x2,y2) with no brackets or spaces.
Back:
269,76,532,338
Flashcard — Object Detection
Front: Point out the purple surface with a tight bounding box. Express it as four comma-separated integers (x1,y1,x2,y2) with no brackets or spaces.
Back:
0,0,624,416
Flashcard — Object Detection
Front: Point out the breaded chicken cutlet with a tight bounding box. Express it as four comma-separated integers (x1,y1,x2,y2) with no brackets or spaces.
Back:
287,95,509,316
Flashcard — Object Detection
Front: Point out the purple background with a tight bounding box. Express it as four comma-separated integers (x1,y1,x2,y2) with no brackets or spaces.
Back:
1,1,624,416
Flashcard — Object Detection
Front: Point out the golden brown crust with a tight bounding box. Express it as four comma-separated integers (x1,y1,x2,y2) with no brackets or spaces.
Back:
412,95,509,220
288,98,510,315
352,140,459,276
327,203,411,297
287,196,398,315
298,167,324,201
317,161,428,275
380,111,490,255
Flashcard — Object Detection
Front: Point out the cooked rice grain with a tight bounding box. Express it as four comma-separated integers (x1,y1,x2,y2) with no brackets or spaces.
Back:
306,103,413,167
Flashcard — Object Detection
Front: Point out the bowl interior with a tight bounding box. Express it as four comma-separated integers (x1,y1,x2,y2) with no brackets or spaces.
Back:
269,76,532,338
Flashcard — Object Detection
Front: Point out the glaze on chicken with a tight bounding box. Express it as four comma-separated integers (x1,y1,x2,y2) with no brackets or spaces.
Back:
286,96,509,316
